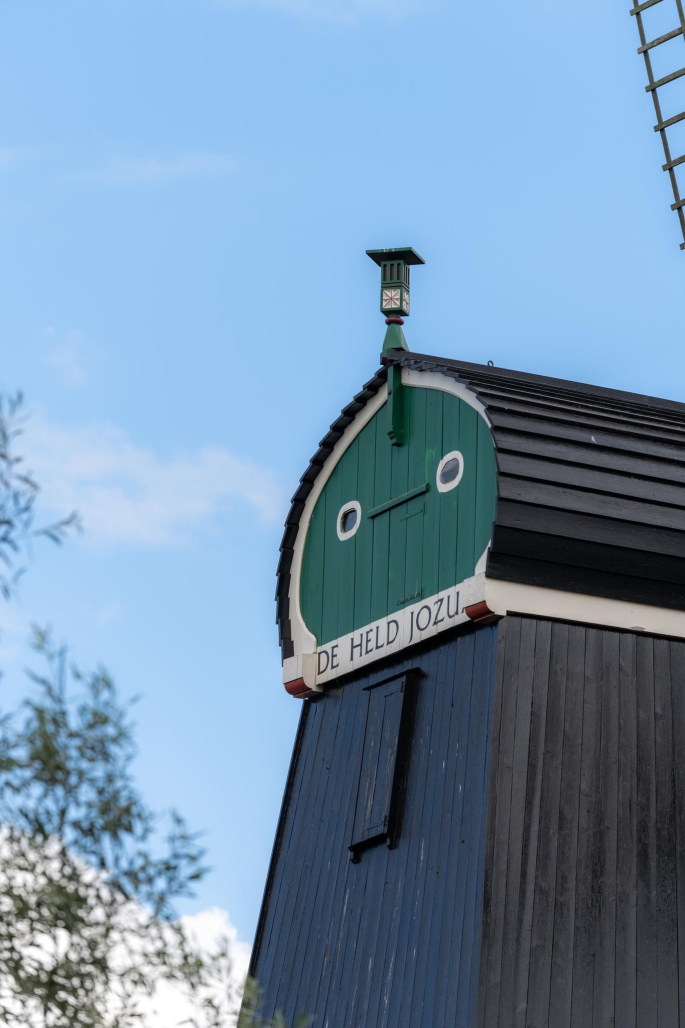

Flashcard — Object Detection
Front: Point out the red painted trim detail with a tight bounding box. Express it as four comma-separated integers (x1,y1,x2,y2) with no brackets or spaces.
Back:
285,678,316,699
464,600,499,625
385,316,405,325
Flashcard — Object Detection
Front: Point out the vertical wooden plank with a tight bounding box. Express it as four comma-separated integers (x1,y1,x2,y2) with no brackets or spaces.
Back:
370,406,392,624
592,630,619,1028
297,681,358,1019
455,403,477,585
476,617,509,1028
434,631,483,1027
367,656,431,1028
497,617,538,1025
387,404,410,612
311,682,376,1024
351,677,406,848
482,617,523,1028
636,636,658,1026
320,461,342,644
474,414,498,561
381,646,440,1028
359,657,425,1028
438,392,459,594
670,639,685,1026
406,385,427,492
654,638,679,1025
548,624,586,1025
512,618,552,1028
422,630,477,1027
354,418,376,632
300,500,325,645
410,635,465,1028
254,700,325,999
402,387,426,608
570,627,603,1028
454,624,499,1027
344,831,391,1028
250,701,312,980
271,693,347,1014
324,695,380,1026
259,706,328,1012
615,632,637,1028
396,645,450,1026
336,435,359,638
526,621,569,1028
421,385,442,602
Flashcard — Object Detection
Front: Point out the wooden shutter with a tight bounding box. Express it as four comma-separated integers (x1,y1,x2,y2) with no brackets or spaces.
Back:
350,674,409,858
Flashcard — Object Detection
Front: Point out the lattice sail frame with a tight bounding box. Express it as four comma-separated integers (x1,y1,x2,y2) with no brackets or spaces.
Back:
631,0,685,249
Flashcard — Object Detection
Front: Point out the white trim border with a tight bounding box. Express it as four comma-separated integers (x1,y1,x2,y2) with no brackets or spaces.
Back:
288,385,388,659
285,367,494,682
485,579,685,640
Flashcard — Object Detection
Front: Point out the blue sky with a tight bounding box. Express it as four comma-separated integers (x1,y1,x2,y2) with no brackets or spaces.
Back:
0,0,683,952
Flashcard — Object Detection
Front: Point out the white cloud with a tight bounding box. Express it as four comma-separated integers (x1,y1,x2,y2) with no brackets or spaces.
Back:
24,414,285,546
140,908,251,1028
43,328,88,387
85,151,237,183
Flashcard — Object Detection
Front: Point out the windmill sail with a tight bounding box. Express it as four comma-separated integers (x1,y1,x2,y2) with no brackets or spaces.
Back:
631,0,685,248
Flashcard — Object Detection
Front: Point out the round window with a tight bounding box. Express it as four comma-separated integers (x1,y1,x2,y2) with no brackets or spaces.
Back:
436,450,464,493
337,500,362,541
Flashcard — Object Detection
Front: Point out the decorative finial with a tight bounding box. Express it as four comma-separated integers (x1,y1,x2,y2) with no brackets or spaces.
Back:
366,247,425,363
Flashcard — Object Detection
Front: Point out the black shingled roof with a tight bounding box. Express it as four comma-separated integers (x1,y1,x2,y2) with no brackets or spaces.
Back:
277,351,685,658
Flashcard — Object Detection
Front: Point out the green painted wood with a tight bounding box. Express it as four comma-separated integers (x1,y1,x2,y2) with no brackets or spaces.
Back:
354,421,375,632
438,390,458,594
403,386,428,608
337,434,359,637
388,405,411,613
368,482,429,520
421,386,443,604
370,409,392,625
387,364,405,445
320,457,342,645
476,416,498,569
455,402,477,587
300,384,498,646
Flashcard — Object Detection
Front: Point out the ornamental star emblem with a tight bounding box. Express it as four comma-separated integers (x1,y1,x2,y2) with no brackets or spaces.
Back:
403,292,410,313
382,289,401,309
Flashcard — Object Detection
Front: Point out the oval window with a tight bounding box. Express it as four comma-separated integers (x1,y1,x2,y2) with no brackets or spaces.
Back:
337,500,362,541
436,451,464,493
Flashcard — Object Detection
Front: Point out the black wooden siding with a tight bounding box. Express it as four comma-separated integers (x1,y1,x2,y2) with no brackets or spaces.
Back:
479,615,685,1028
395,350,685,612
250,625,498,1028
277,352,685,658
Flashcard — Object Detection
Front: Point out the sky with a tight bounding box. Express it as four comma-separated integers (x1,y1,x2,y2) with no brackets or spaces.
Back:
0,0,684,986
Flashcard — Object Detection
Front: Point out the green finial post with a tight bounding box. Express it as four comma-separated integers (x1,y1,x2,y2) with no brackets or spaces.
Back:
366,246,425,446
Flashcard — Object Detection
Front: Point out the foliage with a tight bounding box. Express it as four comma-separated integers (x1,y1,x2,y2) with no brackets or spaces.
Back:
0,393,79,601
0,628,241,1027
0,391,306,1027
0,395,246,1027
237,979,311,1028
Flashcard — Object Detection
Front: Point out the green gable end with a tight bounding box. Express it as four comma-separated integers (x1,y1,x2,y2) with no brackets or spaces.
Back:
300,383,497,648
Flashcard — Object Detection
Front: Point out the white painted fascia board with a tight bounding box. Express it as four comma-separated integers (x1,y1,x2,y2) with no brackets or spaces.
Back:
485,578,685,640
287,385,389,662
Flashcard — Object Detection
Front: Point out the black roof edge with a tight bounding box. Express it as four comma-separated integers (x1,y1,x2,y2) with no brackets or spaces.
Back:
275,365,388,651
276,349,685,660
390,349,685,417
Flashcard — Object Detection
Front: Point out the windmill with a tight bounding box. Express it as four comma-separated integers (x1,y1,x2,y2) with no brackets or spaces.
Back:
631,0,685,247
